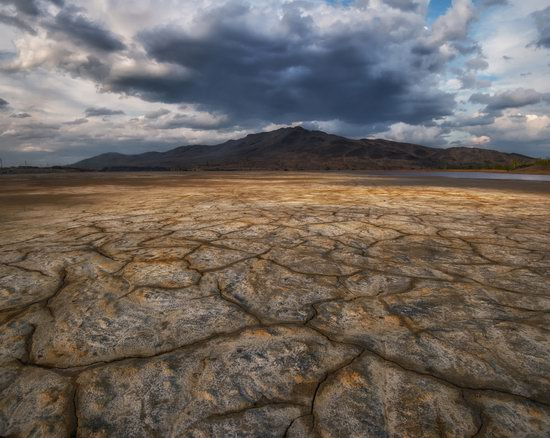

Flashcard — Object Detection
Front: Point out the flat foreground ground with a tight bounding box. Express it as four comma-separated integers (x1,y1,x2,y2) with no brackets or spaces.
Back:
1,172,549,437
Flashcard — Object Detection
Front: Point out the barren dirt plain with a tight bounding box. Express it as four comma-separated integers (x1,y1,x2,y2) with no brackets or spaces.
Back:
1,172,549,437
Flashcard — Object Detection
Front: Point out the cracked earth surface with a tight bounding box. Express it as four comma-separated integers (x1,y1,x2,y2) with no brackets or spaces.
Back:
0,172,549,437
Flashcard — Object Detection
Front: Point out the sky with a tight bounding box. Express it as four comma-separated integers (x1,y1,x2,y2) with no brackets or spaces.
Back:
0,0,549,165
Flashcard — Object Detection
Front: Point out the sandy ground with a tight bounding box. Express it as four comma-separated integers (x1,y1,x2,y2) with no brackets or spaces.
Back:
1,172,549,437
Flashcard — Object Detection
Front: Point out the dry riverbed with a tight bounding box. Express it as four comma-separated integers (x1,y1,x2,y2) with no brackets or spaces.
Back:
1,172,549,437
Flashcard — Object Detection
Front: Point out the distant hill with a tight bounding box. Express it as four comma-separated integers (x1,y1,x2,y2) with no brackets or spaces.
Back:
73,126,535,171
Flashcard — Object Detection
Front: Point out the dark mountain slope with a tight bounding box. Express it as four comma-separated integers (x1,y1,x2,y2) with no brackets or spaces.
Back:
73,127,535,170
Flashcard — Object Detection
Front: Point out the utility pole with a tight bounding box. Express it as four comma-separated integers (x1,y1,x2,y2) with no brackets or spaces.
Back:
0,157,3,169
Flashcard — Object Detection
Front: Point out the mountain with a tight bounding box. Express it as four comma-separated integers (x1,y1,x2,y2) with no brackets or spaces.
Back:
73,127,535,171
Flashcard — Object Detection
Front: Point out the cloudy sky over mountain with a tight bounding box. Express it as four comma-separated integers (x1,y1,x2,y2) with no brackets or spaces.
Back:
0,0,549,165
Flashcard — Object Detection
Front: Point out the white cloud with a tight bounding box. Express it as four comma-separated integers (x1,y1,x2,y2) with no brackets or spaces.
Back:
469,135,491,145
19,145,54,152
430,0,475,45
372,122,445,146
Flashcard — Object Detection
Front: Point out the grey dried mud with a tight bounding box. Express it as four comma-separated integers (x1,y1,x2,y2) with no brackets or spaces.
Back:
0,172,549,437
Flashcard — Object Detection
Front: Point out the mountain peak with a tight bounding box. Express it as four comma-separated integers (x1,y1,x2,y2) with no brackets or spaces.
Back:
271,125,306,132
73,128,534,171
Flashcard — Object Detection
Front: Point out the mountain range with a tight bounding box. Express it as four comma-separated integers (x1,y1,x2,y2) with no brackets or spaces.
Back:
73,127,534,171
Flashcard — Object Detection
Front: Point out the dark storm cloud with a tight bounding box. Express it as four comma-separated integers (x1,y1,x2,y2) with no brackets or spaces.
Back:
0,0,63,16
157,113,230,130
63,118,88,125
0,12,36,33
84,107,125,117
466,57,488,71
61,55,111,82
46,7,126,52
106,71,193,104
0,0,40,16
480,0,508,6
112,15,456,127
1,1,472,137
144,109,171,119
442,113,495,128
383,0,421,12
20,122,60,130
0,121,61,143
9,112,31,118
470,88,550,112
532,6,550,49
458,71,491,89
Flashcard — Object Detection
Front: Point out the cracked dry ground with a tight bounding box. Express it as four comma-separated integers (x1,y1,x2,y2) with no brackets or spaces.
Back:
1,172,549,437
